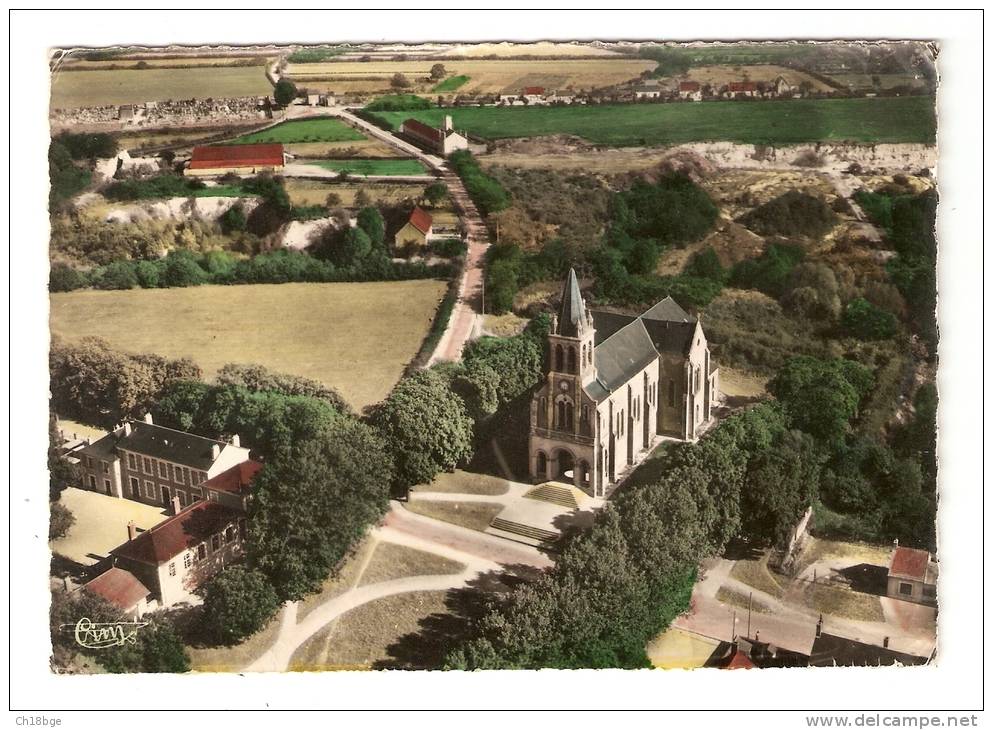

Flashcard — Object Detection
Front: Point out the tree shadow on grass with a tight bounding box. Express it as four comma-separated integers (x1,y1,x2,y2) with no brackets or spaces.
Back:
373,563,544,670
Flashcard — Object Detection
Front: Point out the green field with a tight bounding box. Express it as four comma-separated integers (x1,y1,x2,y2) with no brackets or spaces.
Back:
432,75,470,92
49,281,448,410
303,159,428,176
232,117,366,145
50,66,272,109
369,96,936,147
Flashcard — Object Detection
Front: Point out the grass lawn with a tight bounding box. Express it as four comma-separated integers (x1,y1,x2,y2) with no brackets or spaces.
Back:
302,159,428,176
369,96,936,146
288,590,452,670
730,554,788,599
716,587,773,614
796,536,893,575
358,541,465,587
800,582,885,623
187,608,284,672
49,280,448,411
295,536,379,621
432,75,470,92
231,117,365,145
411,469,511,497
404,501,504,533
50,66,271,109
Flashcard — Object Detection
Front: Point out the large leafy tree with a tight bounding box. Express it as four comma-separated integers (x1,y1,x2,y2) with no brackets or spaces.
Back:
248,419,393,600
356,207,386,251
273,79,298,106
201,566,281,644
371,369,474,490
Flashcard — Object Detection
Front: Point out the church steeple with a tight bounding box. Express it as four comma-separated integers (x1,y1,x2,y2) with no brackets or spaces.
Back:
557,267,588,337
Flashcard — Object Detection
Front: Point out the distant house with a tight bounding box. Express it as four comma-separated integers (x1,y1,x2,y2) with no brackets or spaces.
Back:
73,414,253,510
83,566,152,618
521,86,546,104
677,81,702,101
773,76,797,97
109,499,249,608
185,143,286,177
395,206,433,249
634,83,664,100
399,116,469,156
887,546,938,606
726,81,759,98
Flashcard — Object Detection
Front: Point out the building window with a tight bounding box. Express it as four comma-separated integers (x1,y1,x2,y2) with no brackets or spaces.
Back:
168,562,176,577
899,582,913,596
88,475,97,490
555,344,564,372
127,453,137,470
143,457,152,475
190,489,201,502
158,461,168,478
130,477,140,497
567,347,577,373
101,460,110,474
144,480,155,499
175,467,185,484
211,534,221,552
668,380,676,407
183,553,192,569
85,456,93,469
225,525,236,543
197,543,207,561
103,479,111,493
176,490,186,508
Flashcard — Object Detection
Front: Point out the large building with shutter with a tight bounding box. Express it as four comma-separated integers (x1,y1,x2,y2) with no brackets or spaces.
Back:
528,269,719,497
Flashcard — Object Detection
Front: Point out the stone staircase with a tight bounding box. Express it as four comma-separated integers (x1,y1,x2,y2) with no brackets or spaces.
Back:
489,517,560,547
523,483,580,509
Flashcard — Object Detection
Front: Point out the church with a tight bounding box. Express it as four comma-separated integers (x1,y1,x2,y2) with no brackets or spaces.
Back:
528,269,719,497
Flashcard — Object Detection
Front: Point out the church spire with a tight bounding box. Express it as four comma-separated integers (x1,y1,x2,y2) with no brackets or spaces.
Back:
557,268,587,338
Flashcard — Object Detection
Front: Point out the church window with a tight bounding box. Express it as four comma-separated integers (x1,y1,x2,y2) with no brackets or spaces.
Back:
580,406,590,436
555,345,564,372
567,347,577,373
538,397,547,428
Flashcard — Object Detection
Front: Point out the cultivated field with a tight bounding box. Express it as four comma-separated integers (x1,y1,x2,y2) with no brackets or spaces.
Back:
668,64,835,93
57,56,270,70
302,159,427,176
285,58,655,95
49,280,448,410
371,96,937,146
231,117,365,144
285,180,428,207
279,140,402,158
50,67,272,109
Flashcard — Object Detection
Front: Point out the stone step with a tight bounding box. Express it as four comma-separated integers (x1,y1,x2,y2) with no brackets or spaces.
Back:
489,517,560,545
523,484,579,509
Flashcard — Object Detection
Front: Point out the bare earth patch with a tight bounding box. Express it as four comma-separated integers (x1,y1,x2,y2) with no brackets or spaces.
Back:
730,554,788,599
799,582,885,623
411,469,511,497
404,501,504,532
357,541,465,587
716,587,773,614
719,369,769,399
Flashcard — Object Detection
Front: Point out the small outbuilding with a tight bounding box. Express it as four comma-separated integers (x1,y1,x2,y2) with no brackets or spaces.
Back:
395,206,434,249
886,546,938,606
185,143,285,177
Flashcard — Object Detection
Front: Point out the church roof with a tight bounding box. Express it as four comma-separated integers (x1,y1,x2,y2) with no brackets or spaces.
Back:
557,268,587,338
641,296,693,323
588,318,659,398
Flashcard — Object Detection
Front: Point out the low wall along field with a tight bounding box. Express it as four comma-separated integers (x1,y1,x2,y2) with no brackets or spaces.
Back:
49,280,448,411
370,96,937,147
50,66,272,108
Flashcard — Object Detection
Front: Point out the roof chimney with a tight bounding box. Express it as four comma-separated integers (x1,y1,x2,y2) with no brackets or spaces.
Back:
122,422,132,437
143,412,154,424
171,495,182,516
444,114,453,132
231,434,241,448
127,520,137,541
211,443,221,460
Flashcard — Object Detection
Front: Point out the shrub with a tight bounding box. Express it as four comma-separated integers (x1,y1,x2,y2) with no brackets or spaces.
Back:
201,566,280,644
842,298,899,341
448,150,510,217
273,79,298,106
53,131,118,160
91,260,139,290
365,94,431,112
219,203,247,233
730,242,806,297
738,190,838,239
49,263,88,292
684,246,725,282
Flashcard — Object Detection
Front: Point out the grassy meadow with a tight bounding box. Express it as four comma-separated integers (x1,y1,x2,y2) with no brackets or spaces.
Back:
232,117,365,144
50,66,271,109
49,280,448,410
302,159,428,176
370,96,937,147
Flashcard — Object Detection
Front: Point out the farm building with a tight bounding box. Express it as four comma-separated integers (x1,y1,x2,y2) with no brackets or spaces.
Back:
185,142,286,177
82,566,152,618
399,116,468,156
634,83,664,100
725,81,759,98
677,81,702,101
886,546,938,606
395,206,433,249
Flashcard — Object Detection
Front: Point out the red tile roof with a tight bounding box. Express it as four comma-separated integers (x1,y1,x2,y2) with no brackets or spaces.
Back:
401,118,443,144
723,647,756,669
407,206,433,235
202,460,263,495
679,81,701,92
889,547,931,581
111,501,242,566
188,143,285,170
523,86,545,95
729,81,758,92
84,567,151,611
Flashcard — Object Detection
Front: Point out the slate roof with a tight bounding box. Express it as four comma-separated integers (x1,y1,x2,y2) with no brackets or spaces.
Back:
83,567,151,611
111,501,242,566
118,421,235,471
558,268,588,338
188,143,284,170
588,318,659,396
202,460,263,495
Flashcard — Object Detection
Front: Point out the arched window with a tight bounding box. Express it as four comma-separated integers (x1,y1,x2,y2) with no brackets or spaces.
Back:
567,346,577,373
536,451,548,479
580,405,590,436
555,344,564,372
538,397,547,428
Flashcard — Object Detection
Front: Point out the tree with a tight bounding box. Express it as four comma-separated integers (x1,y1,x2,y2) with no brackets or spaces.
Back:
161,250,208,287
219,203,247,234
356,207,386,250
485,258,519,314
430,63,447,80
353,188,371,208
780,262,841,321
273,79,298,106
842,298,899,341
92,260,138,290
390,72,411,89
371,368,474,491
328,226,372,267
325,192,342,208
423,181,449,207
216,363,351,414
201,566,281,644
769,356,873,445
49,263,88,292
684,246,725,282
248,421,393,599
50,502,75,540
